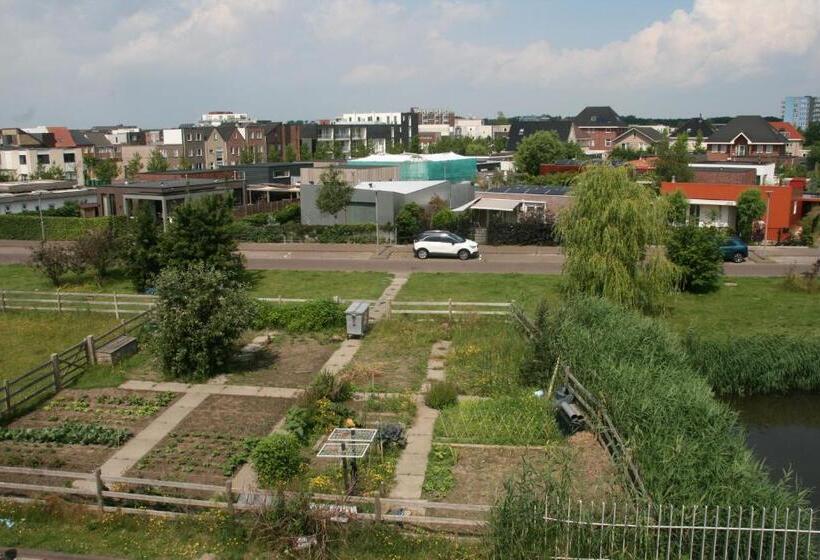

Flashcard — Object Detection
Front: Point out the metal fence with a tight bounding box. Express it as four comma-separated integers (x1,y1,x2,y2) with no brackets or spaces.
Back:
543,496,817,560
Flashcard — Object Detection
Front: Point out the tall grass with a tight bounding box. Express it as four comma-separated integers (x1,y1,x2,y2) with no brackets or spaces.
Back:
434,394,562,446
687,333,820,396
527,296,806,507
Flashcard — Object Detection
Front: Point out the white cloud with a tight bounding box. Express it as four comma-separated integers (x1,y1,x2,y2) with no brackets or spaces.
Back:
341,63,417,84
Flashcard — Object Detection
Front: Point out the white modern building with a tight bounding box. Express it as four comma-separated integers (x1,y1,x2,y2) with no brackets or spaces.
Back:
0,180,96,214
335,112,402,125
199,111,251,126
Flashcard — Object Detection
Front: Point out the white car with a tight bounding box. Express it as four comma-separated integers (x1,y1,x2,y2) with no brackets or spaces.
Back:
413,231,479,260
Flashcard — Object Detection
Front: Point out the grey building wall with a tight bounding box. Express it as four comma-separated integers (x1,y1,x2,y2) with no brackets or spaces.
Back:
300,181,475,226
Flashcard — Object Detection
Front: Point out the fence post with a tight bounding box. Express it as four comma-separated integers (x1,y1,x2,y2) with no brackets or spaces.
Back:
448,298,453,322
374,484,383,523
51,353,61,391
57,290,62,313
3,380,10,413
225,479,234,515
0,289,5,312
94,468,104,511
386,299,392,320
113,292,120,320
85,335,96,366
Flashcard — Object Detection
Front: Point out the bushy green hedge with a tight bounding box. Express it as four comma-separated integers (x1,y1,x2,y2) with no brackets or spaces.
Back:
487,217,557,246
235,222,391,244
254,299,345,333
686,334,820,396
0,215,127,240
526,297,804,507
240,203,300,226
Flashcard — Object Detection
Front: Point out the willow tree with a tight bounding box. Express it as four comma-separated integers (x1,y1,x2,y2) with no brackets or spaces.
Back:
557,166,678,314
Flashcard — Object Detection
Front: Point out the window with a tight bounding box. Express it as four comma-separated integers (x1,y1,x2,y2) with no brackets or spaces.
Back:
37,154,50,165
605,139,612,147
18,154,26,165
188,149,194,157
63,153,75,163
196,133,202,141
711,144,720,153
196,149,203,156
187,134,193,141
765,145,773,153
735,145,747,156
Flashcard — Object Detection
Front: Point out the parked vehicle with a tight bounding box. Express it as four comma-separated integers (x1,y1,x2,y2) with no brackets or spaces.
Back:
720,235,749,263
413,231,479,260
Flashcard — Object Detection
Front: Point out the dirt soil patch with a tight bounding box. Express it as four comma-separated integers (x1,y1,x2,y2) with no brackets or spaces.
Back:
0,388,178,482
227,334,338,388
428,435,621,507
128,394,293,485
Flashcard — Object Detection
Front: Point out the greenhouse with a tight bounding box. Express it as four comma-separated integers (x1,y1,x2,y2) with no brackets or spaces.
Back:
347,152,477,182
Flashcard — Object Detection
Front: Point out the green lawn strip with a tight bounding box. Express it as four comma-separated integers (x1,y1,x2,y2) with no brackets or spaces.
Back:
0,311,119,380
0,264,133,293
248,269,392,300
434,395,561,446
421,443,457,500
396,272,561,312
447,317,528,396
667,276,820,336
342,318,448,393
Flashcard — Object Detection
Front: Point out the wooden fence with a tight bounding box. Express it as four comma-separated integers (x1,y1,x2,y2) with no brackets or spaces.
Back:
0,290,155,319
0,310,152,417
387,300,512,320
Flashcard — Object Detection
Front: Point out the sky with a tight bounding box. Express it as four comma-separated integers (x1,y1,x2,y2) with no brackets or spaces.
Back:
1,0,819,128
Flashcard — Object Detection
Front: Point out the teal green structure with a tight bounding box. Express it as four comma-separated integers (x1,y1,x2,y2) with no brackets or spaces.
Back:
347,153,477,182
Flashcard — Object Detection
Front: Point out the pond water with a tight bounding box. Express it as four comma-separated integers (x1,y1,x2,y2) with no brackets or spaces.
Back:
727,393,820,507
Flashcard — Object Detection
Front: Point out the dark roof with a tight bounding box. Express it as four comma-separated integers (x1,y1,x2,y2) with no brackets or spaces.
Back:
707,115,787,144
488,185,571,196
82,131,112,147
214,124,237,142
673,117,714,138
506,120,574,150
614,126,664,144
69,130,93,146
573,106,624,127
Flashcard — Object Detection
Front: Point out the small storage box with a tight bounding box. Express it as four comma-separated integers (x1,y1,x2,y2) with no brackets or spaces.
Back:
345,301,370,338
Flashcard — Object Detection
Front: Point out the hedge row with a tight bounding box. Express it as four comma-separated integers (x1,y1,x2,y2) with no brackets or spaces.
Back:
487,220,557,246
0,215,127,240
234,222,393,244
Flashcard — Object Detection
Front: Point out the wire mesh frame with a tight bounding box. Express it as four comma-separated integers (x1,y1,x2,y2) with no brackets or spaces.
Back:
317,441,371,459
326,428,377,443
542,496,817,560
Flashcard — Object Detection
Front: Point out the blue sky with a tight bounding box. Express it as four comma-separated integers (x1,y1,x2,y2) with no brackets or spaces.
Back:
1,0,818,128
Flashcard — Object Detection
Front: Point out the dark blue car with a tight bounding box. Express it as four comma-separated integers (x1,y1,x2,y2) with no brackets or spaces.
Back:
720,236,748,263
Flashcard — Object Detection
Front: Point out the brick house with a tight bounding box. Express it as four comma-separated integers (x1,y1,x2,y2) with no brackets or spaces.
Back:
611,126,664,153
768,121,805,157
660,178,807,242
572,106,627,157
705,116,787,162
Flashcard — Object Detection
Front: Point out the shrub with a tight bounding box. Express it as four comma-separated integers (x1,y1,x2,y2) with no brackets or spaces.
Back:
251,433,304,488
153,263,254,381
73,226,120,283
424,381,458,410
30,242,75,286
666,225,723,293
254,299,344,333
376,423,407,449
309,372,354,403
0,215,126,240
122,202,161,292
686,333,820,396
736,189,766,242
395,202,425,243
487,213,556,246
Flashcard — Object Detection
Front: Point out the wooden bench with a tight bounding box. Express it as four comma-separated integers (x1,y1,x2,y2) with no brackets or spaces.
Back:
96,336,138,365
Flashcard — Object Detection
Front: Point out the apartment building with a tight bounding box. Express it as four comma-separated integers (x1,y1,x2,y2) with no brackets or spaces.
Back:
781,96,819,130
0,127,89,184
179,125,208,169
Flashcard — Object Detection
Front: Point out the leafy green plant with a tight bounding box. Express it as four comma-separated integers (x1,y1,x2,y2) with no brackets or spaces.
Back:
251,433,304,488
308,372,353,403
222,436,261,477
376,423,407,449
666,225,723,293
422,444,456,499
424,381,458,410
254,299,344,333
0,422,131,447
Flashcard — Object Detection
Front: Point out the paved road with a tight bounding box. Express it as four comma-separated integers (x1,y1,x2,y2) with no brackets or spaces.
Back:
1,240,816,276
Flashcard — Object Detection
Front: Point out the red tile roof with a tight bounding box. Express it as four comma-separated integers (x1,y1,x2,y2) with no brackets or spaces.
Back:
769,121,804,141
46,126,77,148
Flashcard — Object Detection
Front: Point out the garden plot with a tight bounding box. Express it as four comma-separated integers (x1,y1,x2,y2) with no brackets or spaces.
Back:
128,394,293,485
226,333,339,388
341,319,448,392
0,388,177,473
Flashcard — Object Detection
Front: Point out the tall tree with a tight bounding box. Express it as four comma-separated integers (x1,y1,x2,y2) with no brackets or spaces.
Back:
313,142,332,161
284,144,298,162
331,140,345,160
558,166,678,314
408,135,421,154
124,153,142,179
514,131,579,176
160,194,245,281
350,140,373,158
736,189,767,242
123,202,162,292
667,225,723,293
803,122,820,146
665,189,689,226
693,131,706,154
267,146,282,162
240,146,256,164
93,159,119,185
146,148,169,172
655,133,694,183
177,156,193,171
315,167,353,224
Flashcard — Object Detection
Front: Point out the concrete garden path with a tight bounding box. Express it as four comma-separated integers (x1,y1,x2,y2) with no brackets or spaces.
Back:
389,340,451,500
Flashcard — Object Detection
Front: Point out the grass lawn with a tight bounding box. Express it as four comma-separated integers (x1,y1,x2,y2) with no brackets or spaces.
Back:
0,264,392,300
666,277,820,337
397,272,560,311
0,311,119,380
247,269,392,300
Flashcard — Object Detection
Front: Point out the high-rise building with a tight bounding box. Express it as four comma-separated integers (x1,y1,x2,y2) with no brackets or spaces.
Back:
781,96,819,130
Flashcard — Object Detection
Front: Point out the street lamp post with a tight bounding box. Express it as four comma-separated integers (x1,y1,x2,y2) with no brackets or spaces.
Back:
32,190,47,241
